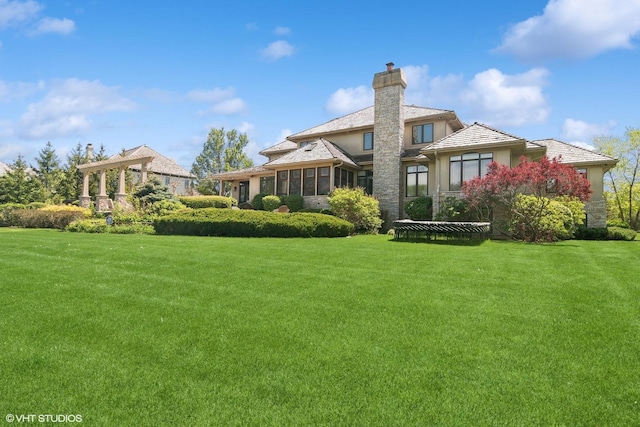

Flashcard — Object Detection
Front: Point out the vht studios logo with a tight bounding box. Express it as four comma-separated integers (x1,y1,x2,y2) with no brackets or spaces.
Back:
6,414,83,423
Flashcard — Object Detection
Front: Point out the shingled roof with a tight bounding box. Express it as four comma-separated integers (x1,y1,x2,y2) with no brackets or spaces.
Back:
265,138,359,168
531,139,618,166
113,145,195,178
259,140,297,156
421,122,526,153
287,105,460,140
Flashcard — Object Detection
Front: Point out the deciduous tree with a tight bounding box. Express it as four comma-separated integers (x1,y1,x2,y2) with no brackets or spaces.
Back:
594,128,640,229
191,128,254,195
462,156,591,241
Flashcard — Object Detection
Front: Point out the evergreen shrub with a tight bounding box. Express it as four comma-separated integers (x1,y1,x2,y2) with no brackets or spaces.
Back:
281,194,304,212
403,196,433,220
251,193,268,210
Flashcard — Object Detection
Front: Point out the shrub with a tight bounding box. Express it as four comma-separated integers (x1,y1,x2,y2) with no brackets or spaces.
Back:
607,219,630,229
510,195,575,242
178,195,236,209
144,199,186,217
153,208,353,237
251,193,268,210
435,196,473,221
27,202,47,210
607,226,637,241
0,203,27,226
574,226,609,240
262,195,281,212
404,196,433,220
281,194,304,212
12,208,88,229
66,218,154,234
328,187,382,234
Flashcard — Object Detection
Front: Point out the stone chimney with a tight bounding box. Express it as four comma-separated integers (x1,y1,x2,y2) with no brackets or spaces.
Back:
372,62,407,229
86,143,94,161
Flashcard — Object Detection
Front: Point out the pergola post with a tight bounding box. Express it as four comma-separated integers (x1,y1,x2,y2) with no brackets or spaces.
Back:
114,166,129,207
97,169,110,212
79,171,91,208
141,162,148,183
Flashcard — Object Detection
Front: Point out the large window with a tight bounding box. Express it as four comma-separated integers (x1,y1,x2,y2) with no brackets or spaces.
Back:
317,167,330,195
363,132,374,150
289,169,301,195
334,167,353,188
406,165,428,197
303,168,316,196
260,176,275,194
412,123,434,144
449,152,493,191
277,170,288,196
357,170,373,195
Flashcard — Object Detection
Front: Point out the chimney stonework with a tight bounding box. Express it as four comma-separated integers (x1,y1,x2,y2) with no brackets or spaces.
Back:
372,65,407,229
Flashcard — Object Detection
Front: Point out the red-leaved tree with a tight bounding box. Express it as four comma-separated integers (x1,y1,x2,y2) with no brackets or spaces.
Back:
462,156,592,241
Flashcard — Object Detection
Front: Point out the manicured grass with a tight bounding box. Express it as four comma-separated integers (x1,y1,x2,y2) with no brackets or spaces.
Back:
1,229,639,426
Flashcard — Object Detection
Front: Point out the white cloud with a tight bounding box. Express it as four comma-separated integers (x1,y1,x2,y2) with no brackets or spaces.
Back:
0,0,42,28
260,40,295,61
17,78,135,139
0,79,44,102
186,87,236,103
460,68,551,126
561,118,617,148
495,0,640,62
209,98,247,115
325,86,373,115
31,17,75,35
274,26,291,36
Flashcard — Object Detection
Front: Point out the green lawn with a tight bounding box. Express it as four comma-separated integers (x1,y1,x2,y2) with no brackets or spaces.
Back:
1,229,639,426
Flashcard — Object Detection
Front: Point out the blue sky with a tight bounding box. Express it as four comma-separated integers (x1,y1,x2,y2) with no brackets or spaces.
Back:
1,0,639,171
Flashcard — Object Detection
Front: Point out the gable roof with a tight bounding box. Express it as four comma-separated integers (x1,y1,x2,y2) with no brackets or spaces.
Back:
265,138,360,169
531,139,618,166
421,122,526,153
258,140,297,156
287,105,461,140
112,145,195,178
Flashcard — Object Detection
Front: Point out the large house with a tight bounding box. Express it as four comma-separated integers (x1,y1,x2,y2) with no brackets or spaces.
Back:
211,63,617,228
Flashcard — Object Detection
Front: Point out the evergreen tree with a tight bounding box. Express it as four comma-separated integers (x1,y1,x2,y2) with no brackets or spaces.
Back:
58,142,86,201
0,155,45,204
35,141,63,203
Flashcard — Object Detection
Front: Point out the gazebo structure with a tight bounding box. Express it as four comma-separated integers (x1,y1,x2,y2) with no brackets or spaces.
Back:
77,145,154,212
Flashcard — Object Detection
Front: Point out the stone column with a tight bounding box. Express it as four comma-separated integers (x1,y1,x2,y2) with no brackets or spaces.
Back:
141,162,148,183
79,171,91,208
115,166,129,208
372,62,407,229
97,169,110,212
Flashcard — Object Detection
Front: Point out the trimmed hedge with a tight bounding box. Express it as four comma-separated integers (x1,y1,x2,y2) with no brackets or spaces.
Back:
66,219,154,234
280,194,304,212
178,195,237,209
574,226,608,240
12,208,88,229
404,196,433,220
153,208,353,237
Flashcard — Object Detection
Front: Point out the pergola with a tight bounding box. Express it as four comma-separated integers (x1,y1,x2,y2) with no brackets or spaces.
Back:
77,154,154,212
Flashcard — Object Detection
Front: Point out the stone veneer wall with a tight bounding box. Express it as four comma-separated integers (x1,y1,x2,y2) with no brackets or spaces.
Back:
584,199,607,228
372,67,407,229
